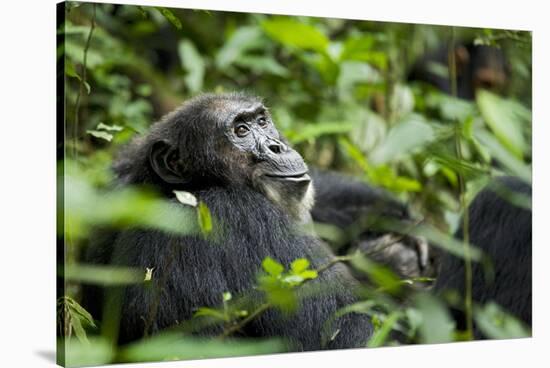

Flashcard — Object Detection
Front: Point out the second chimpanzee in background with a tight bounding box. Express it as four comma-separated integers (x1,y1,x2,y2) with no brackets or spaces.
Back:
408,42,509,100
312,171,532,336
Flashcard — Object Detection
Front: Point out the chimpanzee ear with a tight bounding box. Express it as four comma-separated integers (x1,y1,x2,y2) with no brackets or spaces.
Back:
149,140,184,184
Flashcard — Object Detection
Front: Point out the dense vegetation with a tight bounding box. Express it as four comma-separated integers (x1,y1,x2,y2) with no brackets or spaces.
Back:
57,2,532,366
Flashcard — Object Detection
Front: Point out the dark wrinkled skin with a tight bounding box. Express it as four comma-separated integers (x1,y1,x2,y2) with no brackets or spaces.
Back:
82,93,372,350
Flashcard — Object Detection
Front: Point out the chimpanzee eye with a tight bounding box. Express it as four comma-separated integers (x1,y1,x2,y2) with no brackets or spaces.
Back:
257,116,267,127
235,125,250,137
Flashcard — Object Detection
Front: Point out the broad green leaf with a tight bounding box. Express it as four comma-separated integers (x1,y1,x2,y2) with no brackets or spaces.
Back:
235,55,289,77
367,311,402,347
86,130,113,142
475,130,531,183
298,270,318,280
193,307,227,321
474,302,531,339
337,61,382,99
96,122,123,132
414,293,455,344
290,258,310,273
118,333,286,362
178,39,205,94
64,264,143,286
261,18,329,53
216,26,264,69
262,257,284,277
58,337,114,367
285,122,353,144
370,117,435,164
64,170,199,239
477,90,529,157
197,201,213,235
63,297,95,327
155,7,182,30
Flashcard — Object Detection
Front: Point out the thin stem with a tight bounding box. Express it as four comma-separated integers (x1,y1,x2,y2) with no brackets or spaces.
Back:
72,3,96,159
448,26,473,339
220,303,271,339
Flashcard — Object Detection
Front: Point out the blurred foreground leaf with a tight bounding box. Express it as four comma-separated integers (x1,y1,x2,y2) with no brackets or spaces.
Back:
262,18,329,53
178,39,205,94
414,293,455,344
63,166,199,239
118,333,286,362
58,337,114,367
474,302,531,339
64,264,144,286
155,7,182,30
477,90,530,158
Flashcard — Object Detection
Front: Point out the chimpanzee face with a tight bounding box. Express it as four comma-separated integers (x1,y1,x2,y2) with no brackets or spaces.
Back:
148,94,314,221
218,99,313,221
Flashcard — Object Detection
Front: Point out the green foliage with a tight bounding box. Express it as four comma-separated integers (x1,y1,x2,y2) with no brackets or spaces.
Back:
57,296,97,343
261,18,329,53
118,333,286,362
258,257,318,312
197,201,213,235
474,302,531,339
59,3,532,360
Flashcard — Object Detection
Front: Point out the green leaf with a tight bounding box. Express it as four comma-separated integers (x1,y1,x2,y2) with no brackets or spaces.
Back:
298,269,318,280
337,61,382,99
477,90,529,158
86,130,113,142
178,39,205,94
58,337,114,367
216,26,264,69
367,311,402,348
414,293,455,344
197,201,213,235
193,307,227,322
222,292,232,302
155,7,182,30
96,122,123,132
261,18,329,53
370,116,435,164
64,297,95,327
64,264,144,286
474,302,531,339
475,130,531,183
118,333,286,362
234,55,289,77
65,61,91,94
285,122,353,144
290,258,310,273
262,257,284,277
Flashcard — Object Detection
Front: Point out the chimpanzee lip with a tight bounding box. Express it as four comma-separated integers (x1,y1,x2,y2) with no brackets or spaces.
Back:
265,172,310,180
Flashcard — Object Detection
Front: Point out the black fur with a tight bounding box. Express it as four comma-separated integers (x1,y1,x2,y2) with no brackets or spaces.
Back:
435,176,532,330
83,93,372,350
311,170,439,282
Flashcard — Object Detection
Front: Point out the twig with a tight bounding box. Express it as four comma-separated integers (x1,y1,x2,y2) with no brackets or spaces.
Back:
448,26,473,340
72,3,96,159
219,303,271,339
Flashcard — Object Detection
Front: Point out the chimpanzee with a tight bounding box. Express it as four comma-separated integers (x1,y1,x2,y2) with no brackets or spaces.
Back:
408,43,509,100
82,93,373,350
310,170,439,284
435,176,532,334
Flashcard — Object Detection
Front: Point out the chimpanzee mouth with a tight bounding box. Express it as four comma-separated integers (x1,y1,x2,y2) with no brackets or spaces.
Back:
265,172,310,181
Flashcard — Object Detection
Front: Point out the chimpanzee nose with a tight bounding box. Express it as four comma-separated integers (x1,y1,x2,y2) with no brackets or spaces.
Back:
265,138,286,154
268,142,282,154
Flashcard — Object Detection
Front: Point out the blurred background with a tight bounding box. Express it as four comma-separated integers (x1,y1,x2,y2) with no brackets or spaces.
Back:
58,2,532,365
